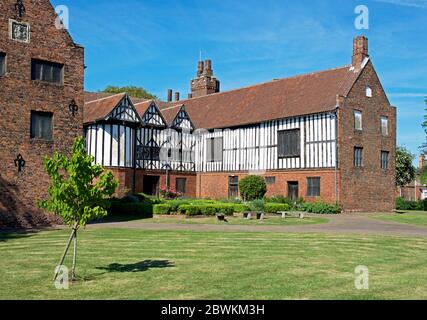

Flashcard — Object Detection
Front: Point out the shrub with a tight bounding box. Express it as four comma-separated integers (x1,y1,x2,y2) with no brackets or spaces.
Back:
396,197,427,211
109,201,153,218
239,176,267,201
247,199,265,212
120,195,140,204
264,203,290,213
153,204,172,215
302,202,341,214
265,195,292,205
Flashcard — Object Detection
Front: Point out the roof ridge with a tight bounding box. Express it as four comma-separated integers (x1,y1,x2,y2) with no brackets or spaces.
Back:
169,64,352,106
134,99,154,106
85,92,126,104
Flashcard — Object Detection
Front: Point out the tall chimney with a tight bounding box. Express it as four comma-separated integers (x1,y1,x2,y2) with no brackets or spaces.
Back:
352,36,369,70
197,60,204,76
175,91,180,102
167,89,173,102
204,59,213,76
420,154,426,170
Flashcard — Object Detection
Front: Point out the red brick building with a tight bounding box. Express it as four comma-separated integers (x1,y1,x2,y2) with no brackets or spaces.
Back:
84,36,396,212
0,0,84,228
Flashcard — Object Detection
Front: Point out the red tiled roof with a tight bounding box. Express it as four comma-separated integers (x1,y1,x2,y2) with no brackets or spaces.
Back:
83,93,126,123
164,65,360,129
83,65,362,128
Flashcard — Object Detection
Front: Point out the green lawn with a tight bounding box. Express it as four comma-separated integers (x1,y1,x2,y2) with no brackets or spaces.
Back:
373,211,427,227
1,228,427,299
134,215,328,226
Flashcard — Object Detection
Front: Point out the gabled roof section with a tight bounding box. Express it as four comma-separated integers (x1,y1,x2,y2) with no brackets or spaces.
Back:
134,100,167,127
162,105,195,131
107,94,141,123
83,93,141,124
164,65,362,129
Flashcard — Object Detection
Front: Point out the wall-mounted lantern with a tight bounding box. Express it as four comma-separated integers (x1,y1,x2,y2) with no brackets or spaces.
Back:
15,0,26,18
14,154,26,172
69,99,78,117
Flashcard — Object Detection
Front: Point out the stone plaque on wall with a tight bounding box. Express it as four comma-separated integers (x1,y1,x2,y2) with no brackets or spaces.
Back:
9,19,30,43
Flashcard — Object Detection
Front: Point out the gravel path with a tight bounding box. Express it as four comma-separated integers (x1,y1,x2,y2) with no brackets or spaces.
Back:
87,213,427,238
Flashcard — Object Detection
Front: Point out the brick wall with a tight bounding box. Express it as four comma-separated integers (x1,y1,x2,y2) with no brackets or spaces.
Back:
109,168,197,198
339,61,396,212
197,170,338,203
0,0,84,229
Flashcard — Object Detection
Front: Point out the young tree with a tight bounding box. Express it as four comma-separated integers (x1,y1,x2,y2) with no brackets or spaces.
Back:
39,137,118,281
396,147,416,188
101,85,157,100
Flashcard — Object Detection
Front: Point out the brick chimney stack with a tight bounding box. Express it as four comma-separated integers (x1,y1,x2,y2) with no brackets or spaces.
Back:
175,91,180,102
204,59,213,76
420,154,426,170
190,59,220,98
167,89,173,102
197,60,204,76
352,36,369,70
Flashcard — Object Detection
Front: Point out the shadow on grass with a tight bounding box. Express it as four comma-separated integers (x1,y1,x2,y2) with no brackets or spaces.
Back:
96,260,175,273
0,230,41,242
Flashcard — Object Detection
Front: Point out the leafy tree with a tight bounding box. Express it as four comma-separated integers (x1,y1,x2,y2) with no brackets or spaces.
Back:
101,85,157,100
396,147,415,188
239,176,267,201
39,137,118,281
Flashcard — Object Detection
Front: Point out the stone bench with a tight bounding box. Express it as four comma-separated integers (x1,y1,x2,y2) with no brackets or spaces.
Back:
278,211,305,219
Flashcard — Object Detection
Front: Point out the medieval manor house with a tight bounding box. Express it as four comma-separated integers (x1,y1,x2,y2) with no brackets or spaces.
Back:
0,0,396,227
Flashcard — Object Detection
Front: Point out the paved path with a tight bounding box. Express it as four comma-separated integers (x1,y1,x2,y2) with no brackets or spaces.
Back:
88,214,427,238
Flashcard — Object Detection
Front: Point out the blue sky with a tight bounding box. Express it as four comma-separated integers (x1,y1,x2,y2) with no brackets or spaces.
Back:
51,0,427,160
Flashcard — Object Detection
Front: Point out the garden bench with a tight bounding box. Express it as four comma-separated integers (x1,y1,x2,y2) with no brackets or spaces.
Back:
278,211,305,219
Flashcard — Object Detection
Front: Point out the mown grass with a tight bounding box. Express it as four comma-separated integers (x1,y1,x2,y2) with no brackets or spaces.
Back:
373,211,427,227
1,228,427,300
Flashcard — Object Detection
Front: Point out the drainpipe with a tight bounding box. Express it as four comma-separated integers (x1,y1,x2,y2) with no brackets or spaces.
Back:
333,104,340,205
132,126,137,194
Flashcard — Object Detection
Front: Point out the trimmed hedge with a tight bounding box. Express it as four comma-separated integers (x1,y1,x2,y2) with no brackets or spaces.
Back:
153,204,172,215
178,204,236,217
264,203,290,213
300,202,342,214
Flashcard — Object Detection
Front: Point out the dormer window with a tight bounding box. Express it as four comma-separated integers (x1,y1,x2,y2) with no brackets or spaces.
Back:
366,87,372,97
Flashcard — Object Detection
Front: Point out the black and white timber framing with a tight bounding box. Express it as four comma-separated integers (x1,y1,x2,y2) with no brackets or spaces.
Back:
85,98,338,173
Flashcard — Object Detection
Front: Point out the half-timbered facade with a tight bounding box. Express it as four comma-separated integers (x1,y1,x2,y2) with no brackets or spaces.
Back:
84,36,396,212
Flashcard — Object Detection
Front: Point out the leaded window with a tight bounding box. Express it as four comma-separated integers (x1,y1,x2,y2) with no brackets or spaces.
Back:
176,178,187,194
229,176,239,198
354,110,362,131
381,116,389,136
31,59,63,84
307,177,321,197
31,111,53,140
0,52,5,76
206,137,223,162
354,147,363,167
278,129,300,158
381,151,390,170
